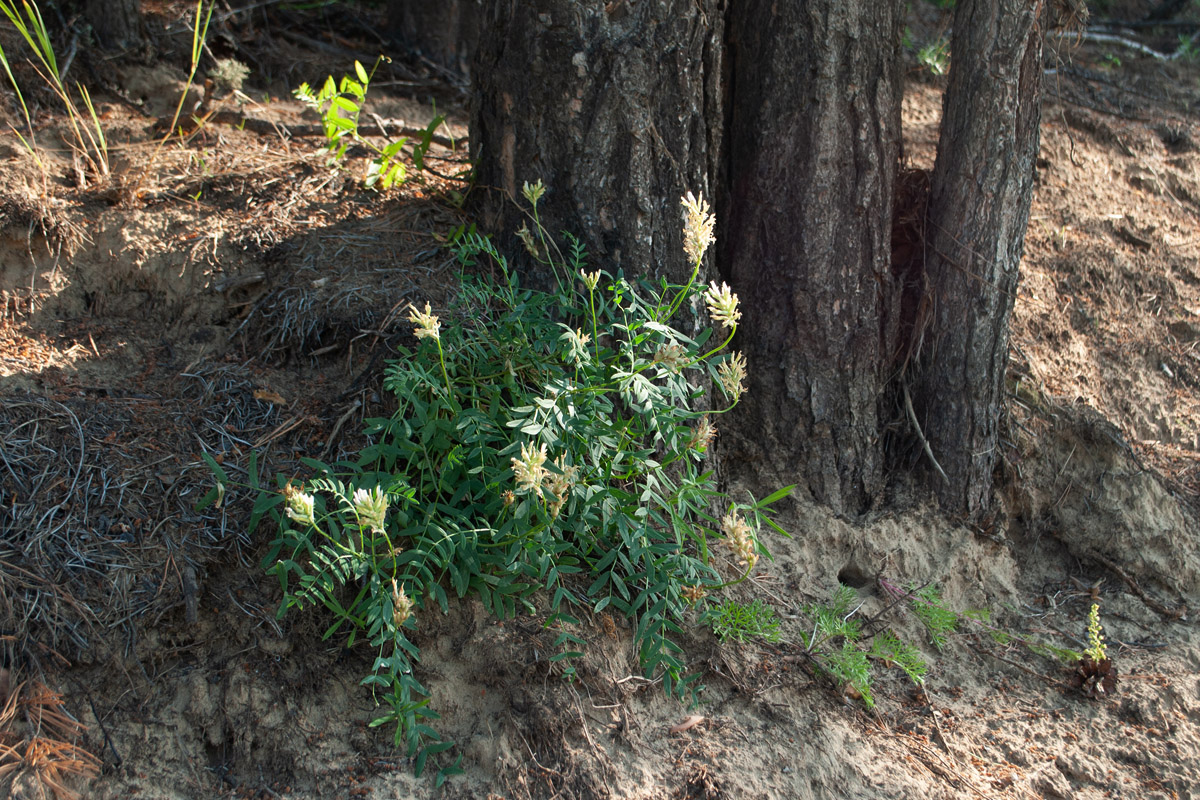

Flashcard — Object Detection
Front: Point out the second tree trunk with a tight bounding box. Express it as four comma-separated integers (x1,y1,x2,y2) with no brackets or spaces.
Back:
721,0,903,515
914,0,1045,520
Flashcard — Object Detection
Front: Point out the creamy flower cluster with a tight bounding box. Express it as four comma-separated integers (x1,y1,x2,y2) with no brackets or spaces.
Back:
579,269,601,293
285,484,316,528
689,416,717,453
653,341,687,373
510,442,579,519
516,223,541,258
704,281,741,332
407,302,441,341
721,511,758,570
511,441,549,496
352,486,389,534
717,352,748,401
391,579,414,628
522,179,546,206
681,191,715,265
544,457,580,519
561,327,592,365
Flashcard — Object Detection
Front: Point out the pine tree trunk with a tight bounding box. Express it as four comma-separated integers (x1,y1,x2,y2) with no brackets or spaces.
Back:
84,0,144,50
469,0,1043,520
387,0,480,76
914,0,1045,520
720,0,903,515
470,0,723,287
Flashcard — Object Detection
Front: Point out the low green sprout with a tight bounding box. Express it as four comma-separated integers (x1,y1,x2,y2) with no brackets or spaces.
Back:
1085,603,1107,663
704,599,782,644
799,584,926,709
793,577,1099,711
294,57,444,189
881,577,1087,664
870,631,927,686
909,583,959,650
917,37,950,75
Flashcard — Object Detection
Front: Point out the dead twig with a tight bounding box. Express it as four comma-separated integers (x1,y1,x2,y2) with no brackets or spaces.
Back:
320,399,363,461
1089,552,1187,620
903,382,948,483
208,110,463,150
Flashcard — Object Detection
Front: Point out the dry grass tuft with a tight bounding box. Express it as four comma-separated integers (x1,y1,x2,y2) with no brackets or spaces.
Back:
0,673,100,800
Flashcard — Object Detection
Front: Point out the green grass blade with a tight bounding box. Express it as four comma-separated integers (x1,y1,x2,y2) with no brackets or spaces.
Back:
0,44,35,140
77,83,109,171
25,0,58,77
192,0,213,64
0,0,58,80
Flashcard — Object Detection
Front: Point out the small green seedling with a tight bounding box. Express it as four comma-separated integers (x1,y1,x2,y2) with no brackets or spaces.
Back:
705,599,782,644
295,58,444,190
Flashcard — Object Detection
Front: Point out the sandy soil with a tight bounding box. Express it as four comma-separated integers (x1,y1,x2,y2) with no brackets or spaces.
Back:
1,3,1199,799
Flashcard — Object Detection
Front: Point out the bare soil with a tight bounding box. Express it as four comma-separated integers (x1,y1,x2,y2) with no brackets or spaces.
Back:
2,4,1200,799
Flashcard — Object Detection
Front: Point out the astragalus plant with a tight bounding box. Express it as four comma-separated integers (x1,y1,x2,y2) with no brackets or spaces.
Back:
209,184,790,782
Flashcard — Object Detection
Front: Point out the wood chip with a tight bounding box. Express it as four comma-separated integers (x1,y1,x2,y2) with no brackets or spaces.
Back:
668,715,704,734
253,388,288,406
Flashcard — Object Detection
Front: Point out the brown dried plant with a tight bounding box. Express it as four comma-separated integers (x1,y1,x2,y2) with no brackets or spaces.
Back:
0,674,100,800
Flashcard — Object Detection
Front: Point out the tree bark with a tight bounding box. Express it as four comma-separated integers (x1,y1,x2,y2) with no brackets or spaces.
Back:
470,0,1045,521
471,0,723,287
387,0,480,76
913,0,1045,520
83,0,144,50
721,0,903,515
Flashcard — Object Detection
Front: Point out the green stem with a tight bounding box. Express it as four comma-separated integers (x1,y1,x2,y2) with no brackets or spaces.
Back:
588,287,600,363
435,339,453,399
709,562,756,591
691,327,736,367
662,260,700,323
531,203,565,291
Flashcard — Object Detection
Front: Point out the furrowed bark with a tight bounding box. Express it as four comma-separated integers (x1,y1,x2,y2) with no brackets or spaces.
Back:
471,0,723,287
721,0,903,515
915,0,1045,519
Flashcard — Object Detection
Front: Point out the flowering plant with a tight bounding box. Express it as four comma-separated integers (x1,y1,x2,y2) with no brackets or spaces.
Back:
213,185,791,782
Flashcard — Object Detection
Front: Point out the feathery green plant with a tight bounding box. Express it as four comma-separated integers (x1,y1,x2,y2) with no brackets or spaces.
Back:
878,577,1084,664
870,631,927,686
917,37,951,75
704,599,782,644
908,583,959,650
798,583,927,709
